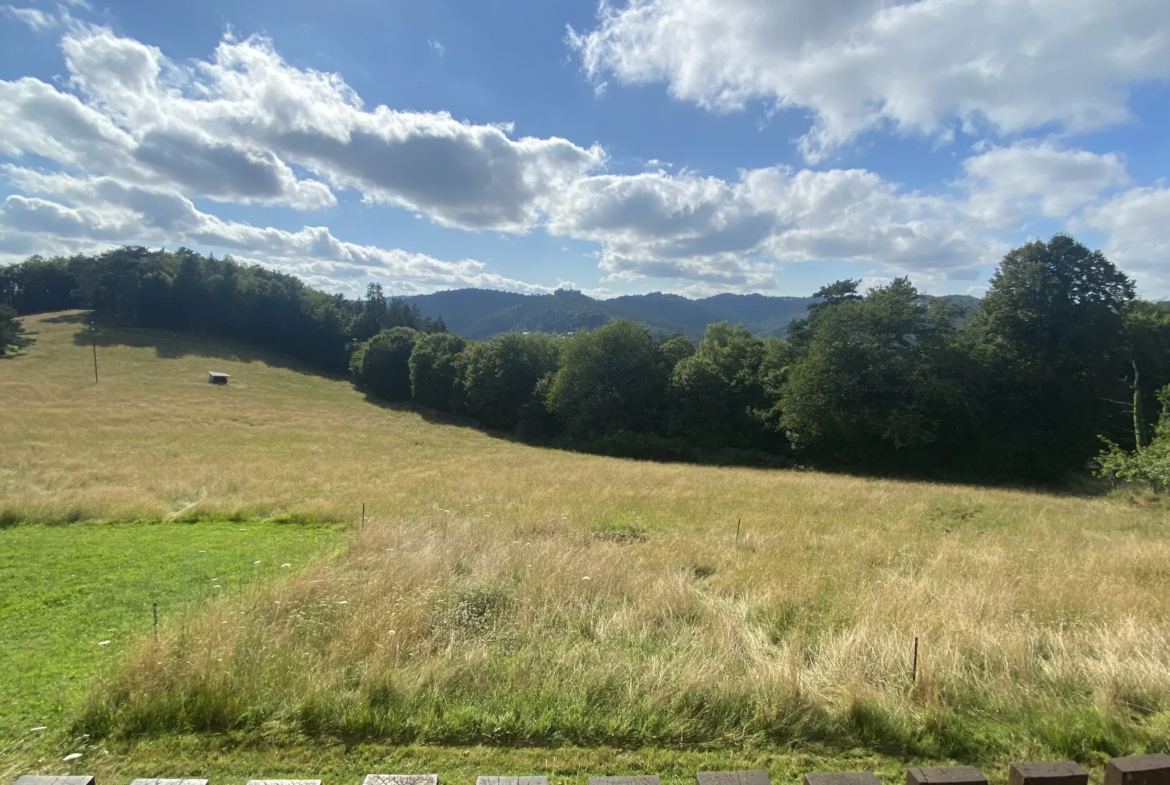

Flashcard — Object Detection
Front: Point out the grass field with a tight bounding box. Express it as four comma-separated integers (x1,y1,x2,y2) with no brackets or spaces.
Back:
2,312,1169,783
0,518,342,735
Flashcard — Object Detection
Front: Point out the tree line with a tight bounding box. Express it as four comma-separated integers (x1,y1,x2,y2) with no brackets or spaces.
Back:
4,236,1170,485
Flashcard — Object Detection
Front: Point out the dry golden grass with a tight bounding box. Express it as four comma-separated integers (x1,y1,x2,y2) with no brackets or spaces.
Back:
4,312,1170,762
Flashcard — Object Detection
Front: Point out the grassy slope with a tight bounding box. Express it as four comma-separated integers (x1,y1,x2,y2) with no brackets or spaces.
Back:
0,518,342,735
2,312,1169,783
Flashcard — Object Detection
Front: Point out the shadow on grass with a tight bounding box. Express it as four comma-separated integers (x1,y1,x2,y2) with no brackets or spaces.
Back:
70,313,345,380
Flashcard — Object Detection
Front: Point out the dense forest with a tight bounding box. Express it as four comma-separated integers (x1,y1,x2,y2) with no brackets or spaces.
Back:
4,236,1170,485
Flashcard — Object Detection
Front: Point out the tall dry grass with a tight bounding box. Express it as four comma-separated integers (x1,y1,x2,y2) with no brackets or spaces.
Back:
5,313,1170,759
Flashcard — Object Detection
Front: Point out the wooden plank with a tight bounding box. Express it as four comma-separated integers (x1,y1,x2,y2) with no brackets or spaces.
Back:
14,777,96,785
363,776,439,785
476,777,548,785
697,771,770,785
1008,762,1089,785
589,776,661,785
907,767,988,785
1106,755,1170,785
804,773,882,785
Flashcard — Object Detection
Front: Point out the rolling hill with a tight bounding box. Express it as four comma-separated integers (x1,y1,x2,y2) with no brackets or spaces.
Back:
1,311,1166,783
407,288,982,341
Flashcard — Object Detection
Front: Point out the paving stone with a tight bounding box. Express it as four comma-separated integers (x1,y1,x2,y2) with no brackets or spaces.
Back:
697,771,770,785
476,777,548,785
589,776,661,785
130,779,208,785
907,767,988,785
1008,762,1089,785
804,773,882,785
1106,755,1170,785
14,778,95,785
247,779,321,785
364,777,438,785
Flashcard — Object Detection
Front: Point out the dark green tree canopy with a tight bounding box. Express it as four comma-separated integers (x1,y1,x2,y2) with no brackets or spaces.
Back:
546,319,664,439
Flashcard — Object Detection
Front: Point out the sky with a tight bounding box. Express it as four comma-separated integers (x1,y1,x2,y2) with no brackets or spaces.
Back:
1,0,1169,300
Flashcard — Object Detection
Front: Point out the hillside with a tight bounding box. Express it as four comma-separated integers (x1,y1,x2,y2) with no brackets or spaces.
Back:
406,288,982,341
407,288,818,339
2,312,1168,779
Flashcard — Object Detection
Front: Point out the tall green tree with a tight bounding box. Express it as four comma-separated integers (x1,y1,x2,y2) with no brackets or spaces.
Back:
462,332,561,431
966,234,1135,476
546,319,663,439
409,332,468,412
349,327,420,401
780,278,963,466
668,322,779,448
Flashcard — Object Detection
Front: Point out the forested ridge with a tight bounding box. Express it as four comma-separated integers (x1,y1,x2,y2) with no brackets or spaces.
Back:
5,235,1170,485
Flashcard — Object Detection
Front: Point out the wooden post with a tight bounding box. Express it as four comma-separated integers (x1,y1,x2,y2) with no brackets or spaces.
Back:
91,326,99,384
735,518,741,545
912,636,919,684
1105,754,1170,785
1008,761,1089,785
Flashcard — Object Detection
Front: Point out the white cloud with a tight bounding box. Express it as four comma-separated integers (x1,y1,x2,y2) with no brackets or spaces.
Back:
428,39,445,57
40,26,606,228
569,0,1170,161
547,165,1004,288
1083,187,1170,293
1,5,57,31
4,23,1162,297
0,167,557,295
960,141,1131,228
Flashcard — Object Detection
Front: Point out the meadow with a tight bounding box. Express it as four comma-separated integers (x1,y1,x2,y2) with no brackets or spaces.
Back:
1,312,1168,783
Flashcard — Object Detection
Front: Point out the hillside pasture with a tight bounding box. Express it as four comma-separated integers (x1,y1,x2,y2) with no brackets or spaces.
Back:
1,312,1169,779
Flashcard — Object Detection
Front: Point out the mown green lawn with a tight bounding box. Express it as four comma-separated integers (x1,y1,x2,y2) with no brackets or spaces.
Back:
0,518,343,738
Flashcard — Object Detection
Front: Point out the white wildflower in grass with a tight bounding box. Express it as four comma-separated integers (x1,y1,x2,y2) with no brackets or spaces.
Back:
281,563,291,568
97,640,111,646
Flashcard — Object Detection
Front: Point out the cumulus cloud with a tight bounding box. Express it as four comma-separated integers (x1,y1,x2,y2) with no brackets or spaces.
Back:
3,22,1165,296
0,167,556,294
40,26,604,227
1083,188,1170,292
547,165,1004,287
569,0,1170,161
960,141,1132,228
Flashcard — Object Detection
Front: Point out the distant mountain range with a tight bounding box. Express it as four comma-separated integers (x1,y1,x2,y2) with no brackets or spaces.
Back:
406,288,980,341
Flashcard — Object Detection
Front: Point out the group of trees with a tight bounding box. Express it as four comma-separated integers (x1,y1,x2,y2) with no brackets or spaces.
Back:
6,235,1170,485
0,246,445,371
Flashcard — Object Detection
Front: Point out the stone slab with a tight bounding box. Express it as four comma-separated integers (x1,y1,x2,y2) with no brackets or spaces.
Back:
247,780,321,785
907,767,988,785
364,777,438,785
698,772,770,785
589,777,661,785
14,778,95,785
130,780,208,785
804,773,882,785
477,778,548,785
1008,762,1089,785
1106,755,1170,785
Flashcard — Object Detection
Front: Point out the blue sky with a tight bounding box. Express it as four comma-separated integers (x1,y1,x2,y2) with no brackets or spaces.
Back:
1,0,1169,299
